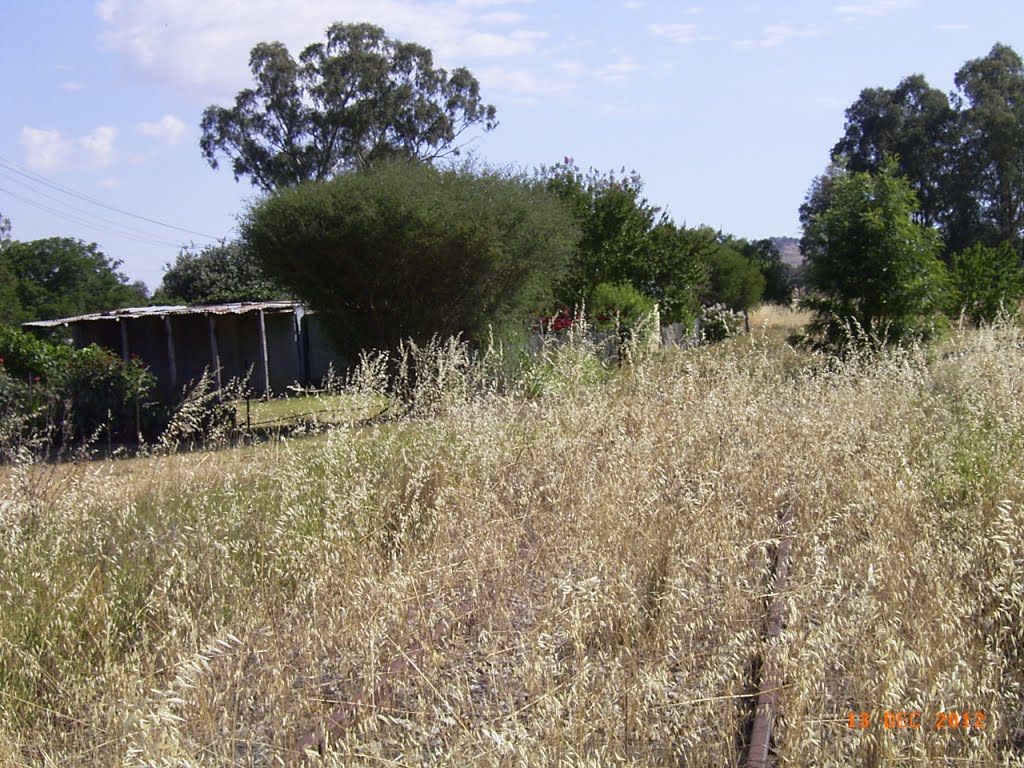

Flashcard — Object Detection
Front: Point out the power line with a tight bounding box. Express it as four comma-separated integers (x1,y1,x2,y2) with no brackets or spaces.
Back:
0,168,187,247
0,185,188,249
0,156,224,241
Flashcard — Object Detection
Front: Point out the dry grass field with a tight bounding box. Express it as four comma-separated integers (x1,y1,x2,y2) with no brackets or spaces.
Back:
1,310,1023,766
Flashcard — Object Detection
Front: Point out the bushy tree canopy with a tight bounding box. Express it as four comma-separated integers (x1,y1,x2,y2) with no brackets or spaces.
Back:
540,162,713,325
800,161,949,349
156,242,287,305
702,245,766,313
717,236,793,305
955,43,1024,249
201,22,497,192
1,237,146,323
243,161,577,357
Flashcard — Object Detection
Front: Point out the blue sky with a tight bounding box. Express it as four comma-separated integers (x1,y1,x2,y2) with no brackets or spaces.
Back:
2,0,1022,290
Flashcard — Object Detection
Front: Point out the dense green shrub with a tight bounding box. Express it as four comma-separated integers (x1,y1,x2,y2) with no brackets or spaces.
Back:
587,282,659,359
703,245,766,313
0,366,29,424
800,160,949,351
949,241,1024,325
244,161,577,359
62,346,158,444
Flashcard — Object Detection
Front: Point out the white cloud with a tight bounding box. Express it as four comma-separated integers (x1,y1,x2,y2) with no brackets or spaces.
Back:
61,81,86,92
477,67,573,95
649,23,697,44
554,60,584,77
95,0,118,23
455,0,530,6
138,114,187,145
98,177,123,190
835,0,914,20
936,23,969,31
598,55,642,83
480,11,525,23
624,1,646,8
95,0,550,99
21,125,120,171
458,29,546,57
79,126,118,169
735,23,821,48
21,127,73,172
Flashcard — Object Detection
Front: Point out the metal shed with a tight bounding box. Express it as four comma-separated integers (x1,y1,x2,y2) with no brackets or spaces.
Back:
23,301,342,399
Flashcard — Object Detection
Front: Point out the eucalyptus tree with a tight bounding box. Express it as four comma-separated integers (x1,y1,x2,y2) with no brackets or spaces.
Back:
830,75,971,250
201,22,497,192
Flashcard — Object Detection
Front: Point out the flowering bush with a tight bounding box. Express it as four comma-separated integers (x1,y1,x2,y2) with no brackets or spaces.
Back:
700,304,743,343
0,328,159,450
62,345,159,444
0,326,69,384
538,306,575,334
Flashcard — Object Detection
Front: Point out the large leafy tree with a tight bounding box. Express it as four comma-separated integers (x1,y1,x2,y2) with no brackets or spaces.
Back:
541,162,713,324
821,44,1024,259
2,237,146,322
156,241,287,304
243,161,576,357
955,43,1024,249
832,75,969,246
200,22,497,192
799,161,949,349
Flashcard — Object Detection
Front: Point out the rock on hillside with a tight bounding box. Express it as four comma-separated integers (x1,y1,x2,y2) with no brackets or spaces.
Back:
771,237,803,267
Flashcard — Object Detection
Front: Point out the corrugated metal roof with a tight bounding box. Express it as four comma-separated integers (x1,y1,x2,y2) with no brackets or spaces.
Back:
22,301,303,328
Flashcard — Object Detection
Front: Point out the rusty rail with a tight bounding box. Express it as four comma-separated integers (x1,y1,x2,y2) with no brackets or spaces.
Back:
745,499,796,768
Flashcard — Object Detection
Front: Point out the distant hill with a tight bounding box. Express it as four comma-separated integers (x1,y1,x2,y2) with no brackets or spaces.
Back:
771,237,803,267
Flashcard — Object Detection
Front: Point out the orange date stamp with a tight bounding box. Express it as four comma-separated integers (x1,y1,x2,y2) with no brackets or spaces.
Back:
847,711,986,730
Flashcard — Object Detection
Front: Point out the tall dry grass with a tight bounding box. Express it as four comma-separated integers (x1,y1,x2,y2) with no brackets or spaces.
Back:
1,320,1022,766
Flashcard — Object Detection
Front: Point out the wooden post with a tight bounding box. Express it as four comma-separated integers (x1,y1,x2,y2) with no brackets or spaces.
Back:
119,318,129,362
207,313,222,395
257,309,271,400
164,315,177,391
295,306,310,386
